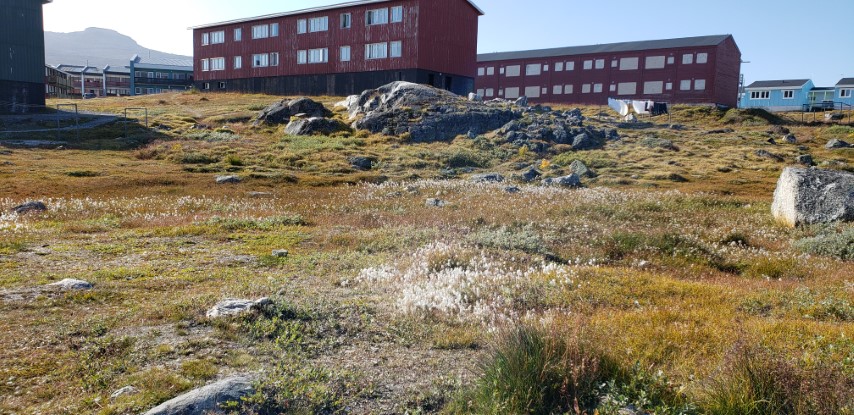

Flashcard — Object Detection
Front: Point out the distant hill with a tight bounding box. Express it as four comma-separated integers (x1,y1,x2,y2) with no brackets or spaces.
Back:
44,27,192,68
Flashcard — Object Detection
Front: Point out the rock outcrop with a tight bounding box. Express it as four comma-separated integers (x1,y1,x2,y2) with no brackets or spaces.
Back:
285,117,349,136
142,375,255,415
254,97,332,126
46,279,93,290
12,201,47,214
206,298,272,318
771,167,854,227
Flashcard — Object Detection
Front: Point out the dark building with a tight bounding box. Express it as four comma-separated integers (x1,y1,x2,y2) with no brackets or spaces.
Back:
191,0,483,96
1,0,51,113
129,56,194,96
45,65,72,98
475,35,742,107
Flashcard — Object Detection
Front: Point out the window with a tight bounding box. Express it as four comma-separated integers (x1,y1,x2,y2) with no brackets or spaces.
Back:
593,83,603,93
544,65,549,72
307,48,326,63
234,56,242,69
566,61,575,71
583,60,593,70
582,84,591,93
611,60,618,68
270,52,279,66
525,63,541,76
555,62,564,71
486,67,494,75
645,56,665,69
841,89,852,98
309,16,328,32
504,87,520,99
610,84,617,92
542,87,548,94
252,24,269,39
697,53,708,64
477,67,485,76
271,23,279,36
218,82,226,89
782,90,794,99
390,41,402,57
201,33,209,46
297,19,307,34
366,8,389,25
210,31,225,44
643,81,663,94
340,46,351,62
253,53,270,67
750,91,770,99
694,79,706,91
617,82,637,95
500,67,505,75
564,84,573,94
682,54,693,64
201,58,209,71
297,50,307,64
476,89,484,96
619,57,639,70
680,80,692,90
341,13,351,28
667,56,675,64
498,89,503,96
391,6,403,22
505,65,521,77
234,28,242,41
595,59,605,69
135,87,142,94
666,82,673,91
553,85,563,94
485,88,494,97
365,42,388,59
210,58,225,71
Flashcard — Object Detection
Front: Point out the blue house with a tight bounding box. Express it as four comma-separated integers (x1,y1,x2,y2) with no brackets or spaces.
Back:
740,79,813,112
836,78,854,107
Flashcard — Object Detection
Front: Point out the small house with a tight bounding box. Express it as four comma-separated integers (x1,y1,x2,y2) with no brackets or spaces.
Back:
836,78,854,107
739,79,813,112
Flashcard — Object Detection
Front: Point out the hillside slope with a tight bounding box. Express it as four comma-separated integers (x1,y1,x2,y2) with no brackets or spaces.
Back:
44,27,191,67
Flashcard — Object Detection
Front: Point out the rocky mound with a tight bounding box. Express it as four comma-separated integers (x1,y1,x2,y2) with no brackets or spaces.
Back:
772,167,854,227
254,97,332,126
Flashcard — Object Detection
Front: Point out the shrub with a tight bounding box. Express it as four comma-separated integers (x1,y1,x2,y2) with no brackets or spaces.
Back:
65,170,101,177
445,149,490,168
793,228,854,261
467,226,549,256
179,152,219,164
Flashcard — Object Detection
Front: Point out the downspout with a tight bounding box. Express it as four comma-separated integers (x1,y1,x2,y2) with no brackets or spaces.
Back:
130,56,136,96
102,66,108,97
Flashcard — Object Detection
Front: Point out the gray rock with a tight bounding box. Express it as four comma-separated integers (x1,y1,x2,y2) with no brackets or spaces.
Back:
623,113,638,123
12,201,47,214
755,149,784,162
467,92,483,102
767,137,777,145
349,156,376,171
285,117,349,136
206,298,272,318
796,154,815,166
571,133,603,151
216,175,241,184
254,97,331,126
425,198,447,207
247,192,273,198
471,173,505,183
826,139,851,149
783,134,798,144
142,375,255,415
542,174,582,188
46,279,93,290
504,186,521,194
514,96,528,107
110,386,139,401
569,160,597,178
771,167,854,227
519,168,541,183
271,250,289,258
767,125,790,135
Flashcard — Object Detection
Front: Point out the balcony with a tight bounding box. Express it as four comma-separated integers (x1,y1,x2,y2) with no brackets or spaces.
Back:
134,77,194,86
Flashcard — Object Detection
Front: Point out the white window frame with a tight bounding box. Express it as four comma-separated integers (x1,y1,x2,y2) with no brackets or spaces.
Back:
504,87,520,99
840,89,852,98
645,56,665,69
555,62,564,71
505,65,521,77
485,88,494,97
694,79,706,91
234,28,242,42
233,56,242,69
341,13,352,28
750,91,770,99
595,59,605,69
617,82,637,95
252,24,269,39
682,54,694,64
667,56,675,65
390,6,403,22
564,84,573,94
582,84,591,94
553,85,563,94
619,57,639,70
477,67,485,76
365,42,388,59
525,63,541,76
210,31,225,45
390,41,402,58
782,90,794,99
680,80,692,91
697,53,708,64
271,23,279,36
253,53,270,68
666,82,673,91
643,81,664,95
566,61,575,71
610,84,617,92
210,57,225,71
307,48,327,63
366,8,389,25
201,33,209,46
486,67,495,76
200,59,209,72
270,52,279,66
297,50,307,64
593,83,603,93
309,16,328,32
611,59,618,68
340,46,351,62
297,19,307,34
476,89,484,96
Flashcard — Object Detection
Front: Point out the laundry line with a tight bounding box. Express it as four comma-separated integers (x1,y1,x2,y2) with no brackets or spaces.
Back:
607,97,670,119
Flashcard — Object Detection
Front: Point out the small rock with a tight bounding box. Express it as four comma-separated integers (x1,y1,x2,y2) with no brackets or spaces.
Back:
542,174,582,188
12,201,47,214
766,137,777,145
519,168,541,183
425,198,447,207
796,154,815,166
110,386,139,401
247,192,273,198
569,160,597,178
471,173,505,183
755,149,784,162
707,128,735,134
216,175,241,184
272,250,289,258
826,139,851,149
349,156,376,171
285,117,349,136
206,298,271,318
142,375,255,415
571,133,601,151
504,186,521,194
46,279,92,290
767,125,790,135
623,113,638,123
467,92,483,102
783,134,798,144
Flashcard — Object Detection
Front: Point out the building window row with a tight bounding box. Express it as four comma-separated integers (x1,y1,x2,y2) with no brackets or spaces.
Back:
481,52,709,78
253,52,279,67
252,23,279,39
750,91,771,99
783,90,795,99
201,30,224,46
297,48,329,64
365,41,402,59
480,79,704,98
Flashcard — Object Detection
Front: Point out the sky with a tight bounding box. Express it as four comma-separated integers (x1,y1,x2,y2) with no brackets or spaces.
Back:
43,0,854,86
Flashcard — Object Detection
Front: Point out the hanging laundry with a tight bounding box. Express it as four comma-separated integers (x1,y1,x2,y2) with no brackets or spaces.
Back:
619,100,630,117
632,100,650,115
608,98,621,114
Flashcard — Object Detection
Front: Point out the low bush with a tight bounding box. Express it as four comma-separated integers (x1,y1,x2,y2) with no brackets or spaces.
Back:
794,228,854,261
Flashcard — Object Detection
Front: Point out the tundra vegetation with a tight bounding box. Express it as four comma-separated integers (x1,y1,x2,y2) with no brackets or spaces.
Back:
0,91,852,414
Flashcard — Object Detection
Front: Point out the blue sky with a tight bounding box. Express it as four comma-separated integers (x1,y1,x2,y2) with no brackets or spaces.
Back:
44,0,853,86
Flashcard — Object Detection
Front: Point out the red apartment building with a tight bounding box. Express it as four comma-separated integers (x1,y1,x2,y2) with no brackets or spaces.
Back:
190,0,483,96
475,35,742,107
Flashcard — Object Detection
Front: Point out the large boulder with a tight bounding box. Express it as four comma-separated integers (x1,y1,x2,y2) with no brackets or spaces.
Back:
569,160,597,178
206,298,272,318
542,174,582,188
771,167,854,227
826,139,851,149
285,117,349,136
254,97,332,126
13,201,47,214
46,279,92,290
143,375,255,415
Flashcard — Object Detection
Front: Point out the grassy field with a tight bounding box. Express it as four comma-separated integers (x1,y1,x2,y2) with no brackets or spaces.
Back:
0,91,852,414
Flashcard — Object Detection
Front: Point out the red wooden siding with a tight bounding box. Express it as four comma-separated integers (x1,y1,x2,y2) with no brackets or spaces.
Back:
416,0,480,76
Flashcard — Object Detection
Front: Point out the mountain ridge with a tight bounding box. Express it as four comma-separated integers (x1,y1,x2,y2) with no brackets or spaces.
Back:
45,27,192,68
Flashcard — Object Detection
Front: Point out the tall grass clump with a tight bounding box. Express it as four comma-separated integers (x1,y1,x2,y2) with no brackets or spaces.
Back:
793,228,854,261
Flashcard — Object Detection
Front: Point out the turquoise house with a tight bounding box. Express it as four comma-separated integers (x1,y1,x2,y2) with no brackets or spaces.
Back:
740,79,813,112
836,78,854,107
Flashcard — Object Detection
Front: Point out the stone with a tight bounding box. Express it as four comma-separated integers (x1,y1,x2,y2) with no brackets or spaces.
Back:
349,156,376,171
46,279,93,290
247,192,273,198
623,113,637,123
285,117,349,136
569,160,597,178
707,128,735,135
471,173,505,183
783,134,798,144
254,97,331,126
110,386,139,401
826,139,851,149
514,96,528,107
206,298,272,318
796,154,815,166
542,174,582,188
467,92,483,102
755,149,784,162
425,198,447,207
771,167,854,227
142,375,255,415
504,186,521,194
13,201,47,214
766,138,777,145
571,133,603,151
216,175,241,184
519,168,541,183
767,125,790,135
271,250,289,258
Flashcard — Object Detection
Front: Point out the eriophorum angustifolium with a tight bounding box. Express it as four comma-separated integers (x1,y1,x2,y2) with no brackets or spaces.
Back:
353,241,575,326
0,212,26,232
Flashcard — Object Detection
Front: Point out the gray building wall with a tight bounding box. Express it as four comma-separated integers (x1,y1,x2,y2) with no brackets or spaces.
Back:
0,0,49,112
